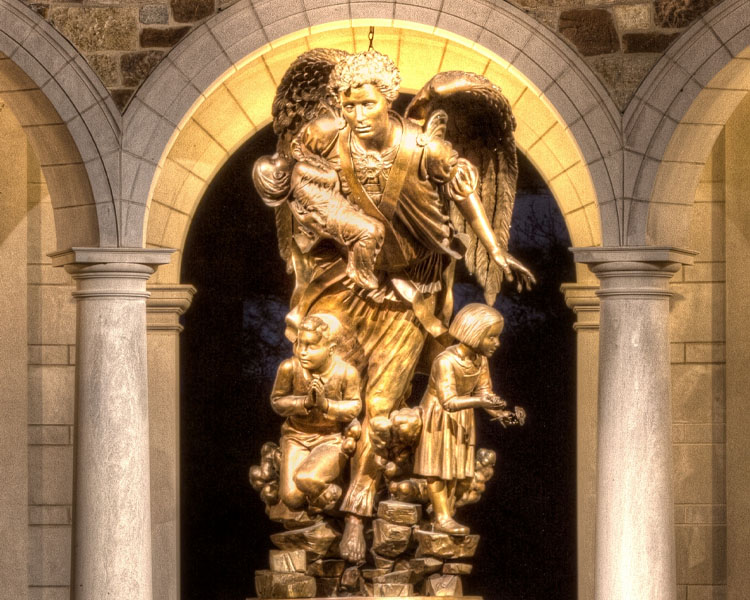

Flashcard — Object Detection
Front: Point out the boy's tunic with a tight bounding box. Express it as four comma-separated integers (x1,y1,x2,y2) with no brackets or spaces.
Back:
271,355,362,444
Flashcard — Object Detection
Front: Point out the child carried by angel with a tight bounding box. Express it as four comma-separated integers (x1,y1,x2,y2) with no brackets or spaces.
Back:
414,303,525,535
253,144,385,292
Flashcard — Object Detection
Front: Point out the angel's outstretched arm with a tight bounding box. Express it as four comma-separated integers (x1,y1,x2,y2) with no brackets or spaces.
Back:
448,160,536,291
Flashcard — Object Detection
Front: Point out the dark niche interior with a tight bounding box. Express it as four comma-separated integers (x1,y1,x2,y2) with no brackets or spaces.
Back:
180,101,577,600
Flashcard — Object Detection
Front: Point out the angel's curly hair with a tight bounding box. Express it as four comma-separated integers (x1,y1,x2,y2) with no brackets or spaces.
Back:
328,50,401,104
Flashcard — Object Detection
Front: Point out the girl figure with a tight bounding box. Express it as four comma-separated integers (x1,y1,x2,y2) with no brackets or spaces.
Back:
413,303,507,535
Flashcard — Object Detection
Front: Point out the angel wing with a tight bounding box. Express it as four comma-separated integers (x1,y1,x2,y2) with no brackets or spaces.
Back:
405,71,518,305
272,47,349,159
264,48,350,278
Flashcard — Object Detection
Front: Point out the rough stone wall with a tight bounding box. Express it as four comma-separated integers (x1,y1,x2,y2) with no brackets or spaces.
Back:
670,133,727,599
22,0,239,111
21,0,724,112
510,0,722,109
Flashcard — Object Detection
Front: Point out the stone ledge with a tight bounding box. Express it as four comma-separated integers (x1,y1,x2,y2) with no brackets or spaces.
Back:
49,247,175,267
572,246,697,266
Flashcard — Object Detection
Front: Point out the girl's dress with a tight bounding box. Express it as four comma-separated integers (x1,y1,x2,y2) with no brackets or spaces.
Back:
414,345,493,480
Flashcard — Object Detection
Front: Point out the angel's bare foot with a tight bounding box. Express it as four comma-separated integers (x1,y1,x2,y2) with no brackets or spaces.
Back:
340,514,366,563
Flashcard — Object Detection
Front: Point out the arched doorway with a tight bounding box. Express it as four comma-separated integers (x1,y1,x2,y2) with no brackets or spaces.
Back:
138,15,606,600
179,115,577,598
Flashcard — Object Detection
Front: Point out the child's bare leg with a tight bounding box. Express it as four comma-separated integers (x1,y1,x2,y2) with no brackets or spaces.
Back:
427,477,469,535
279,437,312,510
330,204,384,290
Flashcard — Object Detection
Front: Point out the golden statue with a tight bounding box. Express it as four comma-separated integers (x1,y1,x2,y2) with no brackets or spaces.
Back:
250,46,531,599
413,303,525,537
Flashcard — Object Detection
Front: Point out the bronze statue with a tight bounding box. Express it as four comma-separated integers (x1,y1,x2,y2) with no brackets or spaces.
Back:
250,46,531,598
271,314,362,513
414,303,518,536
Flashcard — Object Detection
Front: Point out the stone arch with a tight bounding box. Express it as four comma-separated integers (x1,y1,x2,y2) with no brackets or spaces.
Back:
624,0,750,246
0,0,121,249
126,0,625,277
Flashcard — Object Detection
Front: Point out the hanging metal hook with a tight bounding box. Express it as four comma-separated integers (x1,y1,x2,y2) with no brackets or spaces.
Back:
368,26,375,50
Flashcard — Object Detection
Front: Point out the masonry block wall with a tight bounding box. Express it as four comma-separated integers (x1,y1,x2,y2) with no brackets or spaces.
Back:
20,0,722,112
670,135,727,600
26,133,77,600
0,1,745,599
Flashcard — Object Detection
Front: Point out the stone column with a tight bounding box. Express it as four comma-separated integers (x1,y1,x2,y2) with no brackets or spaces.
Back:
50,248,173,600
561,282,599,600
572,247,695,600
146,284,195,600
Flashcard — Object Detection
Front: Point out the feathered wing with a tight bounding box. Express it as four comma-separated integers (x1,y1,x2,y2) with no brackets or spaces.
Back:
272,47,349,159
267,48,350,276
406,71,518,305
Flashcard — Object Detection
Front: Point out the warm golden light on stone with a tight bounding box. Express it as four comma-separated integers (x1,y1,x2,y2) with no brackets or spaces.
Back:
146,23,601,285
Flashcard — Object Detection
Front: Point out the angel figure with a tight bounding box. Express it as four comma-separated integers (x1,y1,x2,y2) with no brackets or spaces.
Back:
253,48,534,563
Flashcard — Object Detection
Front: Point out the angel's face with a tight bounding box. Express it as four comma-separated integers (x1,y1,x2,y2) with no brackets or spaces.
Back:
340,84,391,144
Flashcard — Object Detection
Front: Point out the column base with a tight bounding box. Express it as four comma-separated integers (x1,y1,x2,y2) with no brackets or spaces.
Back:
247,597,484,599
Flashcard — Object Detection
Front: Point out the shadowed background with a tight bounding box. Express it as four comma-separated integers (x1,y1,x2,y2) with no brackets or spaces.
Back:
180,106,576,600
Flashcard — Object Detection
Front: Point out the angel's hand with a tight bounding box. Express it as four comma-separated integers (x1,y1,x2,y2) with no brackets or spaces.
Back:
491,248,536,292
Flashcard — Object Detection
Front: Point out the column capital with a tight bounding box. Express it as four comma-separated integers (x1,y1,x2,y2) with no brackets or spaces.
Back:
49,247,175,269
571,246,696,299
571,246,696,269
49,248,175,299
147,284,197,332
561,283,600,331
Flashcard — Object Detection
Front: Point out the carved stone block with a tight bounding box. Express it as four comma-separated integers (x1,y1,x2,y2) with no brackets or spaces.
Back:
316,576,339,597
269,549,307,573
254,570,316,598
396,557,443,579
377,500,422,525
362,567,392,581
370,551,396,570
340,565,362,590
270,520,340,560
414,530,479,559
373,569,418,584
267,501,318,529
373,582,414,597
424,573,463,597
306,558,346,577
372,519,412,557
443,562,473,575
